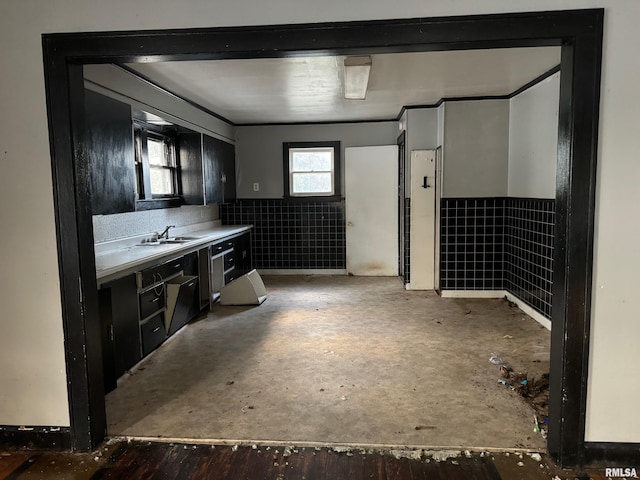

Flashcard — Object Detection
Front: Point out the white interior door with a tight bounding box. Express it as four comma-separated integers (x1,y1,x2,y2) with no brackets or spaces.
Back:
409,150,436,289
345,145,398,276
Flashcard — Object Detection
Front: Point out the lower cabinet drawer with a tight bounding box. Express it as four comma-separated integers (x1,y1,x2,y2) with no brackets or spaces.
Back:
224,270,236,285
224,253,235,270
141,312,166,356
139,286,165,319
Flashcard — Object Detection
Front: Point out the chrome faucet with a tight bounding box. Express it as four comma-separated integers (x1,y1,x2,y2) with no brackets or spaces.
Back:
157,225,175,240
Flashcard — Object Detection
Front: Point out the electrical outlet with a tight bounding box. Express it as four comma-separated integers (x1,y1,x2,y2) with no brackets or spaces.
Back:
253,182,260,192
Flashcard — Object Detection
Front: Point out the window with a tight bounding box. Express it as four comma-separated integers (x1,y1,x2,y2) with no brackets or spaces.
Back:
283,141,341,198
134,126,179,200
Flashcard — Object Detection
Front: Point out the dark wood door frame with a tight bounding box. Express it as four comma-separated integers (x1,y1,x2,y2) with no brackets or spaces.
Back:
42,9,603,466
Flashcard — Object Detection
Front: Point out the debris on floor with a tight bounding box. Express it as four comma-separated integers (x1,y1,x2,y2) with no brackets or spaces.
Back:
504,295,517,308
414,424,437,430
489,352,550,422
489,353,505,365
500,365,513,378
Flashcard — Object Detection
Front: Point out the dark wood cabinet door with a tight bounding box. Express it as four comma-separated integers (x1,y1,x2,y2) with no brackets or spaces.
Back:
203,134,236,204
221,140,236,202
234,232,252,276
178,131,204,205
84,90,136,215
203,134,223,205
102,274,141,378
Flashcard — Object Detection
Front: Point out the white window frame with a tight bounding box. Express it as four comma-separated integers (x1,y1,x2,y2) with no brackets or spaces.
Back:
288,146,336,197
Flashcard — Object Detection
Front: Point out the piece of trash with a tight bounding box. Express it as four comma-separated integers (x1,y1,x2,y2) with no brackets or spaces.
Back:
517,461,524,467
503,335,513,339
521,380,528,385
341,395,347,401
489,354,505,365
252,444,258,450
226,381,234,385
497,379,512,386
231,445,238,452
530,453,542,462
533,415,540,433
414,425,436,430
500,365,513,378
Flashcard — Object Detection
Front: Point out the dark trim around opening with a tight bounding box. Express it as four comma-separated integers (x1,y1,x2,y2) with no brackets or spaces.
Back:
40,9,603,467
0,426,72,450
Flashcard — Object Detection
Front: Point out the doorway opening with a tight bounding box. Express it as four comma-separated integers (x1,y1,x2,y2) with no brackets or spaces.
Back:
42,9,602,467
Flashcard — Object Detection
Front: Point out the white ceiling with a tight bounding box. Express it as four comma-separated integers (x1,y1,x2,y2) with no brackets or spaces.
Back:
126,47,560,125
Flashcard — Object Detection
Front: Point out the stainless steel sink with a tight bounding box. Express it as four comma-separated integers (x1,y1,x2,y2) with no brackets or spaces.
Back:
171,236,201,241
135,235,202,246
162,236,201,243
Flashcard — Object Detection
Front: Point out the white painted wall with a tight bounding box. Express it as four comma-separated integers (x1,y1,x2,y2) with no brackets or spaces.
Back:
235,122,398,198
404,108,439,197
441,99,510,197
436,103,445,148
0,0,638,444
508,72,560,199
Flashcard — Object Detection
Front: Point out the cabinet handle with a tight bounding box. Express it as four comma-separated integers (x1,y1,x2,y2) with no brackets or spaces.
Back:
187,282,195,287
173,263,181,268
152,326,161,333
151,297,160,302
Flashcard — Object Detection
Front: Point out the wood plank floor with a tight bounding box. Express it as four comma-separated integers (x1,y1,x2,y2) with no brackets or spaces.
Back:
0,440,610,479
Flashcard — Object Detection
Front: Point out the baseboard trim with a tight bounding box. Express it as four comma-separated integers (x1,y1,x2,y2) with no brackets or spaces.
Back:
258,269,347,275
0,425,72,450
440,290,506,299
584,441,640,464
439,290,551,330
504,292,551,331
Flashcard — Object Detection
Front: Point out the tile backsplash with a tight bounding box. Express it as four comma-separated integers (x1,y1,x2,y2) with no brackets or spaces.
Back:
92,204,219,243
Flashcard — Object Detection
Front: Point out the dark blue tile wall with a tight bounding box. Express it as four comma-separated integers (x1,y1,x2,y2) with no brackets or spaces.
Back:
220,199,346,270
440,198,505,290
505,198,555,319
404,198,411,284
440,197,555,319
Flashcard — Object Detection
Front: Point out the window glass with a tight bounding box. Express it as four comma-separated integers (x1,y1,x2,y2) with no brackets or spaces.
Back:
134,127,178,199
289,146,334,196
147,138,166,166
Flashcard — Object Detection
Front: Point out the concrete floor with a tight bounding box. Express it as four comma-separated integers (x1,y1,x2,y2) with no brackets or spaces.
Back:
106,275,550,450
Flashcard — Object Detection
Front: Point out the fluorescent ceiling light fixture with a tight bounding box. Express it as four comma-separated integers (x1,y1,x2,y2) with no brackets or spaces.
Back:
343,56,372,100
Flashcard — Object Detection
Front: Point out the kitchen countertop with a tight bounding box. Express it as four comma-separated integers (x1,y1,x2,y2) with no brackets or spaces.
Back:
95,224,252,286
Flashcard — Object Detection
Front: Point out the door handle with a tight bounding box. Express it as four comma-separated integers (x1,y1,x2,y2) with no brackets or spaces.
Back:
422,176,431,188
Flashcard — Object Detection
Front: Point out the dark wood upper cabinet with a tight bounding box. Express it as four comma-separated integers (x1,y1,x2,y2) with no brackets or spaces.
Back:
203,134,236,205
178,131,204,205
84,90,136,215
222,140,237,202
